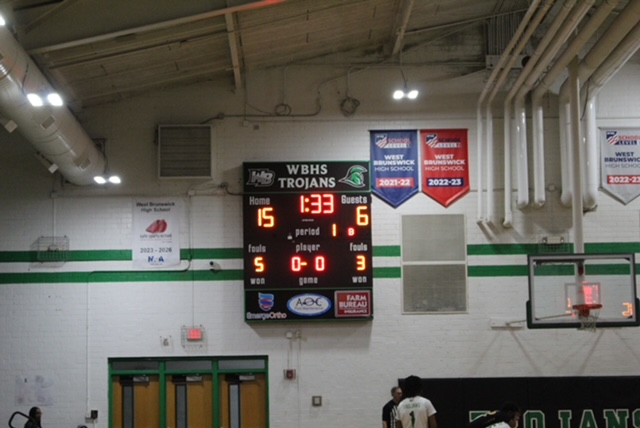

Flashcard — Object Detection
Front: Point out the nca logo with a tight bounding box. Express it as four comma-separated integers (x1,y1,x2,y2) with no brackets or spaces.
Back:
246,169,275,187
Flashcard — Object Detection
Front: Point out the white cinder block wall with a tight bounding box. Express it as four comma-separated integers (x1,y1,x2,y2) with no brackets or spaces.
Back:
1,63,640,428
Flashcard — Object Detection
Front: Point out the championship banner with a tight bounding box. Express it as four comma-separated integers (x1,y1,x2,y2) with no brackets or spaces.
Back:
132,198,181,268
420,129,470,207
370,130,419,207
600,129,640,204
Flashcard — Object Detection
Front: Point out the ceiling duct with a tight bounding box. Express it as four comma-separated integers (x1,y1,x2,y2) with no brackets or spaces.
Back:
0,25,105,186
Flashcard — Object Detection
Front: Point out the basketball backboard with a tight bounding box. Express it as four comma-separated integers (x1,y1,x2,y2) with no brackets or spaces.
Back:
527,253,639,329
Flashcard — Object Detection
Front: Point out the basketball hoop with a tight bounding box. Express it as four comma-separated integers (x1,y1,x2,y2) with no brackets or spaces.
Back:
572,303,602,332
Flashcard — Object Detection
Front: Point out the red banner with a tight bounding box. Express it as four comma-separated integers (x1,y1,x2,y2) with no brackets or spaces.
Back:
420,129,470,207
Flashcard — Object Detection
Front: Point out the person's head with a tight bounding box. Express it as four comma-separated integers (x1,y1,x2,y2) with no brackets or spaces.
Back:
28,407,42,422
500,402,521,428
390,386,403,403
403,375,422,398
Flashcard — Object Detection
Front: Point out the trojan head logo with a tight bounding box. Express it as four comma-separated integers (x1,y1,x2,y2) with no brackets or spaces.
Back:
338,165,368,188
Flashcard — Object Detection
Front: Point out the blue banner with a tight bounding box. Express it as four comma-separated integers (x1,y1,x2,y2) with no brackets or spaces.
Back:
370,130,419,207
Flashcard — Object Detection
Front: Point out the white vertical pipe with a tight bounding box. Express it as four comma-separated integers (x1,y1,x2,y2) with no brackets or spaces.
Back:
515,97,529,208
504,0,579,209
583,100,598,211
513,0,594,207
531,95,545,206
530,0,619,206
503,102,513,227
485,105,495,223
476,106,484,223
476,0,547,225
569,57,584,253
559,102,573,207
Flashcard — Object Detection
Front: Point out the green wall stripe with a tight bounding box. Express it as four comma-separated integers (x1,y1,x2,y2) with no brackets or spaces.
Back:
0,270,244,284
1,243,638,263
467,265,528,277
373,246,401,257
373,267,401,278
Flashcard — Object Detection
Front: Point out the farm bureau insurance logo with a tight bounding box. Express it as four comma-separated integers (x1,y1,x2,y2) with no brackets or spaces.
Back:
287,293,332,316
425,133,461,149
606,131,640,146
374,133,412,149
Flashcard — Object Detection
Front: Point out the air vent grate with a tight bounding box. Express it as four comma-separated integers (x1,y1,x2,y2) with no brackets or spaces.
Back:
158,125,212,178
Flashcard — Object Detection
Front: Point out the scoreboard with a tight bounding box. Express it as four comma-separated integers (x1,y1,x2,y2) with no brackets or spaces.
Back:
243,161,373,322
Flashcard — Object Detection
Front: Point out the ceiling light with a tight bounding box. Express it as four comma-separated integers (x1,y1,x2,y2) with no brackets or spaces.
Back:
47,93,63,106
0,15,6,26
94,173,121,185
27,93,43,107
27,91,64,107
392,69,419,100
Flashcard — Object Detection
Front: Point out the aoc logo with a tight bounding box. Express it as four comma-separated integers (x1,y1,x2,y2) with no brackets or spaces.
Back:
258,293,274,311
338,165,368,188
246,169,275,187
287,294,332,316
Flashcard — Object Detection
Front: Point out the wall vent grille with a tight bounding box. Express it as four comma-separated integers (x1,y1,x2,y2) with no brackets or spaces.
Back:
158,125,213,179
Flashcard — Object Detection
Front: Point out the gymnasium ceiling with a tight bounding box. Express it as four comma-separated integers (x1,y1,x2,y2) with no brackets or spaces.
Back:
0,0,632,112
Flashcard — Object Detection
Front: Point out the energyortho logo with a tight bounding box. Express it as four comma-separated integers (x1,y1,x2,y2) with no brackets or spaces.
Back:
258,293,274,311
146,219,167,233
287,293,332,316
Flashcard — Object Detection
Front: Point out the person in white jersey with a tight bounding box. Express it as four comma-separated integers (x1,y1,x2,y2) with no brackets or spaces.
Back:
396,375,437,428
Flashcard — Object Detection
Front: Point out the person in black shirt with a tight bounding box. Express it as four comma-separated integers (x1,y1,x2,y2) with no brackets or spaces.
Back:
382,386,403,428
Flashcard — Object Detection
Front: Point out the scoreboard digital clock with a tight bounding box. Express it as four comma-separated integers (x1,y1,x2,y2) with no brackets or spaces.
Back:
243,161,373,322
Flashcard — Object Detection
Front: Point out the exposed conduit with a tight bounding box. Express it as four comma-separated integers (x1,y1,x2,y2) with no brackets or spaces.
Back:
513,0,594,207
530,0,619,207
0,24,105,185
558,0,640,207
475,0,549,225
504,0,579,210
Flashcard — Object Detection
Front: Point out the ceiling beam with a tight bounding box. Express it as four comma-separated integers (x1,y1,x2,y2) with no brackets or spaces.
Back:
29,0,289,54
391,0,415,57
225,13,244,92
23,0,82,33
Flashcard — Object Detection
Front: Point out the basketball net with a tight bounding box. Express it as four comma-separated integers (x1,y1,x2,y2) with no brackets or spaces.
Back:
573,303,602,332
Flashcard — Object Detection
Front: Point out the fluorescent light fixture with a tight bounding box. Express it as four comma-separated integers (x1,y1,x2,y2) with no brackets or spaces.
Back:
392,88,419,100
47,93,63,106
94,173,121,185
0,14,6,26
27,92,64,107
27,93,44,107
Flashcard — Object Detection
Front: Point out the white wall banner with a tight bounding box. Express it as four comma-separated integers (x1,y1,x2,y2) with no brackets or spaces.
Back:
132,198,181,268
601,129,640,205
